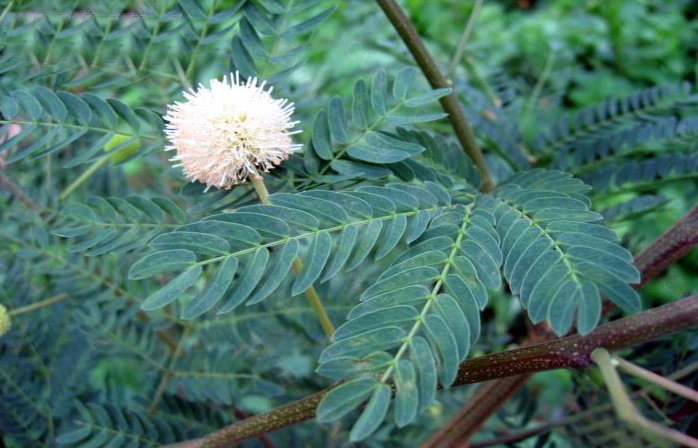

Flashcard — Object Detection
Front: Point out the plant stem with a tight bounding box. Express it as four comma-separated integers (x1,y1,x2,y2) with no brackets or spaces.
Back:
250,175,271,205
249,176,335,339
634,201,698,288
523,46,557,131
447,0,485,77
0,1,14,25
0,170,42,212
615,357,698,403
59,156,110,201
231,406,278,448
466,358,698,448
8,293,69,316
148,326,191,415
161,293,698,448
591,348,698,448
374,0,494,192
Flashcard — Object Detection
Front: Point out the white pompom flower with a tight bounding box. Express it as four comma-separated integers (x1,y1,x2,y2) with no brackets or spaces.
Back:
164,72,301,190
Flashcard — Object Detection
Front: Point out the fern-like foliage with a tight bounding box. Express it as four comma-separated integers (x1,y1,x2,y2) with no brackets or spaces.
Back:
312,170,640,440
390,127,481,188
535,83,697,168
600,195,669,222
0,267,94,445
299,68,451,182
129,183,451,318
53,196,186,256
3,1,688,447
56,403,187,447
489,170,640,334
232,0,337,80
316,200,499,439
0,87,162,166
580,151,698,193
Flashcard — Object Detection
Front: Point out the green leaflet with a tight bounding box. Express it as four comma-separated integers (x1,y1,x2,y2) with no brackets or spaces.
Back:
292,230,332,295
56,196,185,257
247,240,299,305
182,257,238,319
423,314,459,387
141,265,202,311
128,249,196,280
394,359,419,427
350,384,392,441
316,378,377,423
204,212,291,238
432,294,470,361
151,231,230,256
346,220,383,271
346,131,424,163
316,352,394,380
183,220,263,247
409,335,437,414
218,248,269,313
319,327,407,362
333,306,420,341
320,224,358,282
375,213,408,259
350,285,433,318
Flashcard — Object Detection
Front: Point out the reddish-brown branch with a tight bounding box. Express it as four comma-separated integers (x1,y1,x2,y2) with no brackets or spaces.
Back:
634,202,698,288
231,407,278,448
163,294,698,448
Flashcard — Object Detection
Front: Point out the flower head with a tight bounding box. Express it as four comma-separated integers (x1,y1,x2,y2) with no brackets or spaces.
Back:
164,72,301,190
0,304,11,337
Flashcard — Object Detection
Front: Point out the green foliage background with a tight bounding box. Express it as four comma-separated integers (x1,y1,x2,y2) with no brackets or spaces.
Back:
1,0,697,447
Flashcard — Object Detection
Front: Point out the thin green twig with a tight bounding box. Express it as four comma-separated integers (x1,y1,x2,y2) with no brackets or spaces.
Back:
523,46,557,129
58,156,110,201
591,348,698,448
447,0,485,77
8,294,69,316
0,1,14,24
615,357,698,404
148,325,192,415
